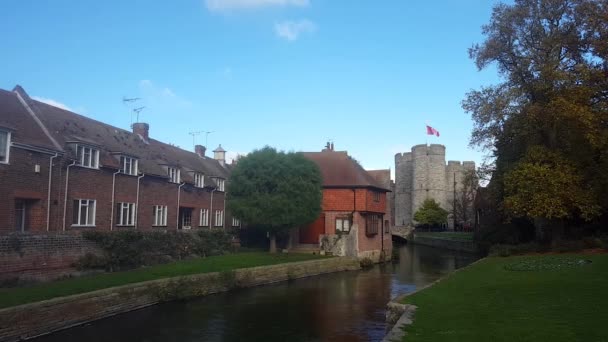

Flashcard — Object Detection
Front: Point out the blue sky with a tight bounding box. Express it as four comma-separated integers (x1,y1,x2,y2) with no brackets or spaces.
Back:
0,0,502,175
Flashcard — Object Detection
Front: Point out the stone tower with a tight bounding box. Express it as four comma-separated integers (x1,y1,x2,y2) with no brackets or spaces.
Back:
394,144,475,228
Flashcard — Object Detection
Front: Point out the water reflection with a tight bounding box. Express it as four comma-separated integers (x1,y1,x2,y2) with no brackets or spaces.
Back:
34,243,477,342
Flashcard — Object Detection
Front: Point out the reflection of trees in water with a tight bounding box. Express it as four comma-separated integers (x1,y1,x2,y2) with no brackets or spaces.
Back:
34,245,478,342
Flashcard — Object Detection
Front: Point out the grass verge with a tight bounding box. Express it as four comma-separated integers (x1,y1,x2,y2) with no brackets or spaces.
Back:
414,232,474,241
402,254,608,342
0,252,325,309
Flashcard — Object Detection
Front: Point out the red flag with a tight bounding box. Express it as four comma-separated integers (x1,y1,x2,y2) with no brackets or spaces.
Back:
426,125,440,137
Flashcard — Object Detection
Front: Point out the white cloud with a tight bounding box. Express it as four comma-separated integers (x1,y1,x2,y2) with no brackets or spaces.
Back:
138,80,192,108
32,96,72,111
274,19,316,41
205,0,309,12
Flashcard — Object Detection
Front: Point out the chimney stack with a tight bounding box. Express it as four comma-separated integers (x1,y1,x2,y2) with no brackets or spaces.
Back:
132,123,149,141
195,145,206,158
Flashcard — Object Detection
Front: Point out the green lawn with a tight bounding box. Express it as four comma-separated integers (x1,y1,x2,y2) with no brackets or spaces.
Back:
414,231,474,241
402,254,608,342
0,252,325,309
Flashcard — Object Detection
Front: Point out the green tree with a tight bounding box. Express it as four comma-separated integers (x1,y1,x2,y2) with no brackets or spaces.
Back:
414,199,449,228
463,0,607,239
452,169,479,226
227,147,323,253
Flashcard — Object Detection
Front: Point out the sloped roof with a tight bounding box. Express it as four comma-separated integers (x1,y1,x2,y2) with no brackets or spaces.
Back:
4,86,230,186
302,150,389,191
367,169,391,189
0,89,60,152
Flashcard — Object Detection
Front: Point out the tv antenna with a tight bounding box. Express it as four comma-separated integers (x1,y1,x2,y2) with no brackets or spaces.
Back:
204,131,215,148
122,96,141,104
189,131,203,148
132,106,146,123
122,97,142,126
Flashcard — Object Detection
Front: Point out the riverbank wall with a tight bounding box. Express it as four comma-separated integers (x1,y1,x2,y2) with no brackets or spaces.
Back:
0,257,360,342
410,235,479,254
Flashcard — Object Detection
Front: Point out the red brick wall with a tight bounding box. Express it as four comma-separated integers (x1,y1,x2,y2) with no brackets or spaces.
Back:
0,233,101,282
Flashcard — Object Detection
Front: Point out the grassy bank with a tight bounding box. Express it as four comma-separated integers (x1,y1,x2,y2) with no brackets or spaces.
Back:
402,253,608,342
0,252,325,309
414,231,474,241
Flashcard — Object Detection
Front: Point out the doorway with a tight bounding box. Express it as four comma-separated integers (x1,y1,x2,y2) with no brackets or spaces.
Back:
14,200,27,232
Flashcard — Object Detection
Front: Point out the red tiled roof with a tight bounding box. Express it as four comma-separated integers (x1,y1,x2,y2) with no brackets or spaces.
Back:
1,86,230,186
0,89,60,152
302,151,389,191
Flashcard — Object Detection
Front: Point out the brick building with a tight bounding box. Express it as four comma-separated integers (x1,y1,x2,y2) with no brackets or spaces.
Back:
0,85,237,234
299,143,392,262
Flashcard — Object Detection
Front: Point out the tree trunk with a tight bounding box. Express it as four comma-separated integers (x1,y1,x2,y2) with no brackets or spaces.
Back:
269,233,277,253
287,231,293,251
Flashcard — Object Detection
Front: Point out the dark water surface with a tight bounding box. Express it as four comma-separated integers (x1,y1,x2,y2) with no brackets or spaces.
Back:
34,244,478,342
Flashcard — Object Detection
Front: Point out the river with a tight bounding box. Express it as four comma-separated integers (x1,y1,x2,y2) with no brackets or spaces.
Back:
34,243,478,342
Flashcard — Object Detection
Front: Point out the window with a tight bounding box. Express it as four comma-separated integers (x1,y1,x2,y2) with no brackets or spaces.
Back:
153,205,167,226
77,145,99,169
373,191,380,202
72,199,96,226
214,210,224,227
117,202,136,226
199,209,209,226
216,178,225,192
0,130,10,164
384,220,390,234
120,156,138,175
194,173,204,188
366,214,380,236
232,217,240,227
336,218,351,233
182,209,192,229
168,167,180,183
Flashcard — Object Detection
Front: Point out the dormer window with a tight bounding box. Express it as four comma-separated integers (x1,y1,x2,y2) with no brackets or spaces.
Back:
216,178,225,192
0,130,10,164
77,145,99,169
120,156,138,176
168,167,180,183
194,173,204,188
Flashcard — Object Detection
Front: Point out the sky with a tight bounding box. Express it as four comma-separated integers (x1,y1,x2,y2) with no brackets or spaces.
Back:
0,0,503,177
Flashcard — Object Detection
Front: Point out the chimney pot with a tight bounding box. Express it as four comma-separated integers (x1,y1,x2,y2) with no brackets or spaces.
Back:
195,145,206,158
132,122,149,141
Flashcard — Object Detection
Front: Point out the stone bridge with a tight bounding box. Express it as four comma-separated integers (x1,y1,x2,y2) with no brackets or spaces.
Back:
392,226,413,241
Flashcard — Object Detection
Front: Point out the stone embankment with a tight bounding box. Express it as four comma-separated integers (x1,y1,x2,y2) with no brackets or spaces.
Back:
0,257,360,342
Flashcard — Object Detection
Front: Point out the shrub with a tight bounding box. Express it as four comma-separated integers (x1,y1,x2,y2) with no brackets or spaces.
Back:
79,230,235,271
359,257,374,268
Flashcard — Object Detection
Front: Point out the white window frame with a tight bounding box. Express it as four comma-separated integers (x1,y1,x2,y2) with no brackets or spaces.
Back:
194,173,204,188
117,202,136,226
120,156,138,176
199,208,209,226
336,218,351,233
76,145,99,169
214,210,224,227
72,199,96,227
153,205,167,226
216,178,225,192
232,217,240,227
168,167,180,183
0,130,10,164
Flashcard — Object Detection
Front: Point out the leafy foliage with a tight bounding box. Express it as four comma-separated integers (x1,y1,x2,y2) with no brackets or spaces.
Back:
78,230,234,271
463,0,607,232
504,146,600,220
414,199,449,227
227,147,323,242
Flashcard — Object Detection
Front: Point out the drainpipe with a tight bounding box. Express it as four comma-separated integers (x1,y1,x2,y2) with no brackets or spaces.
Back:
176,182,185,228
223,190,226,229
135,173,145,229
62,161,77,231
210,187,217,228
46,153,58,231
109,170,121,231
